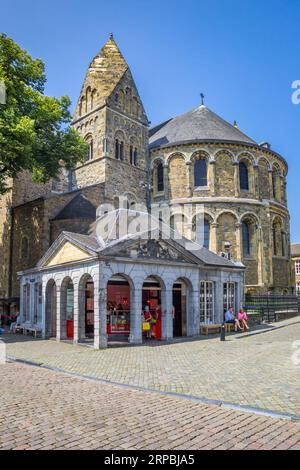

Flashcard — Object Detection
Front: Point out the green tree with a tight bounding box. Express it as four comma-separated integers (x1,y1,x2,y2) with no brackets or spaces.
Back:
0,33,87,194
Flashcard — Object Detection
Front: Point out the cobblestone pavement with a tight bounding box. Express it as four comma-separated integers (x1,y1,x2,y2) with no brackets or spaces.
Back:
2,318,300,417
0,361,300,450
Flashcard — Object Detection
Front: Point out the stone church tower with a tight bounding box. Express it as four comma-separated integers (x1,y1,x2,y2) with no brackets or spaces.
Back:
71,34,149,204
0,35,149,315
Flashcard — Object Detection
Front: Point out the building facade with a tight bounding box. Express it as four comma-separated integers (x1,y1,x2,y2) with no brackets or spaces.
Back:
291,244,300,296
0,35,294,324
150,106,292,294
18,211,245,348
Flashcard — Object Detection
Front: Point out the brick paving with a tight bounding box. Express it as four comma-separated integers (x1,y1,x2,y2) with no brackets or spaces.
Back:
0,361,300,450
2,318,300,417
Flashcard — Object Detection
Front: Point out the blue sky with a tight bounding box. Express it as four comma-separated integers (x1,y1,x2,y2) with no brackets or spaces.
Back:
2,0,300,241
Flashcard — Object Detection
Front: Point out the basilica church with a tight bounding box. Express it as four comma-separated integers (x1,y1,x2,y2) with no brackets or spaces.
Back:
0,35,292,344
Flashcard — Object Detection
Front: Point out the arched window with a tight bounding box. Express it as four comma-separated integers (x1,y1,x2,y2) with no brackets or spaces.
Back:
85,136,93,161
272,165,281,200
130,146,138,165
119,90,125,108
204,220,210,250
242,221,250,256
192,217,210,249
239,162,249,190
272,217,283,256
157,163,164,192
170,214,185,236
272,224,277,255
281,231,286,257
20,236,29,259
120,141,124,160
194,159,207,187
86,87,91,112
272,173,277,199
91,89,97,110
115,135,124,160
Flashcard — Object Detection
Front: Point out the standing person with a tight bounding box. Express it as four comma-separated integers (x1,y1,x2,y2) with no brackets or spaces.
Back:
225,307,242,332
155,304,162,340
143,305,152,339
238,309,250,331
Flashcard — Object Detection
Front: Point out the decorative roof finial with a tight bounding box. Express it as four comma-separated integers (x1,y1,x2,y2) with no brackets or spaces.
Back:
109,33,114,40
200,93,205,106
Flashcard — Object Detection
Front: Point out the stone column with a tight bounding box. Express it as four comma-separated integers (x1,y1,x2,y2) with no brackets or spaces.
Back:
235,222,242,261
209,159,216,195
189,288,200,336
236,279,242,311
233,161,239,197
215,278,224,324
161,288,173,340
41,282,47,339
29,281,35,326
94,286,107,349
56,286,62,341
129,286,143,344
78,283,86,340
210,223,218,253
186,161,193,197
163,163,169,199
73,283,79,344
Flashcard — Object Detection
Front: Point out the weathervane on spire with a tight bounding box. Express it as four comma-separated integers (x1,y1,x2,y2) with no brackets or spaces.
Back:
200,93,205,106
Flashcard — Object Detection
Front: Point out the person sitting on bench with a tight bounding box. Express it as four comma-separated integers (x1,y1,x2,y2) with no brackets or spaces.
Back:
238,309,250,331
225,307,242,332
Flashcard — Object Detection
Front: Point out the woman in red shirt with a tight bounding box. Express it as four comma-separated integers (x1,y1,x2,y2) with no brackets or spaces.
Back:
155,305,162,340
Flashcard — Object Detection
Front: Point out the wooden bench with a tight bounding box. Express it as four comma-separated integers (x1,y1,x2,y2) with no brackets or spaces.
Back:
13,324,25,334
200,324,222,335
24,326,42,338
224,322,235,333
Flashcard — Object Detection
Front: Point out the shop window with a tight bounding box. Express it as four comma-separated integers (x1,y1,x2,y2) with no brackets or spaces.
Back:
33,283,42,324
23,284,30,322
223,282,235,314
200,281,214,324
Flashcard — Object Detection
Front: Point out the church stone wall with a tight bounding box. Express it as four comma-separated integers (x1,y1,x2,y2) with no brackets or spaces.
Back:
150,142,291,293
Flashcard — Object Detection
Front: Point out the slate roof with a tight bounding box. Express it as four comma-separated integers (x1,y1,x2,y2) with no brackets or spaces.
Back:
51,193,96,221
62,209,243,269
291,244,300,257
149,105,256,149
63,232,100,252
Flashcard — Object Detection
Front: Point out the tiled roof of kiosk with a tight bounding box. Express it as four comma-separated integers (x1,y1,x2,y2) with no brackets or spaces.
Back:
64,209,243,269
149,105,256,149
